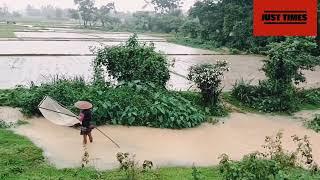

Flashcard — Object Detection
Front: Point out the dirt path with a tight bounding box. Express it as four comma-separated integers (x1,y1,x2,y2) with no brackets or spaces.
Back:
1,107,320,170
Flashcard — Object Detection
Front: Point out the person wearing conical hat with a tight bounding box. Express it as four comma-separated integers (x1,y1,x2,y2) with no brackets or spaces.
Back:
75,101,94,145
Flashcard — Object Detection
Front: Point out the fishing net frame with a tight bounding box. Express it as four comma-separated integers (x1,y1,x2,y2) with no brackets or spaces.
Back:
38,96,80,127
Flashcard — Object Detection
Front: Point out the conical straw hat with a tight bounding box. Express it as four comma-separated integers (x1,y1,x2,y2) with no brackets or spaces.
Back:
74,101,93,110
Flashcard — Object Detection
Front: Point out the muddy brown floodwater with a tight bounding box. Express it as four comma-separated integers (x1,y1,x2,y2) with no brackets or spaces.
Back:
2,107,320,170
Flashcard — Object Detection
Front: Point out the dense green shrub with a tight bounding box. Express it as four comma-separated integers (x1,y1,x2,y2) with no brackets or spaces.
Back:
94,34,170,87
231,37,320,113
1,79,206,129
179,18,201,38
232,80,299,112
188,61,229,108
306,115,320,133
263,37,319,85
219,153,284,180
298,88,320,106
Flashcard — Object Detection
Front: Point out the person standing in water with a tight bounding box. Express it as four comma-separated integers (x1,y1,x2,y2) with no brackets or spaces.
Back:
75,101,94,144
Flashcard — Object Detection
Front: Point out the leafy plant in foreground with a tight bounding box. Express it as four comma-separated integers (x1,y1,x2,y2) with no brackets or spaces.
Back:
219,131,319,179
116,152,154,180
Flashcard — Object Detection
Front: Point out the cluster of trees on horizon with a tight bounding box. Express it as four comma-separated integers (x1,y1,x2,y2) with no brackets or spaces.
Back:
70,0,320,52
1,0,319,53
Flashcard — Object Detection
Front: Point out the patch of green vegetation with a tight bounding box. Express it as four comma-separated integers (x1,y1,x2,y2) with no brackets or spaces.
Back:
0,78,208,129
230,37,320,114
94,34,170,87
222,92,258,113
0,24,16,38
176,91,229,117
298,88,320,110
219,131,320,179
16,120,29,126
306,115,320,133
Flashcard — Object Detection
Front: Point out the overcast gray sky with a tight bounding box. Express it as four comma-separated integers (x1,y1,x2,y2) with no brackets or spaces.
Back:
0,0,197,12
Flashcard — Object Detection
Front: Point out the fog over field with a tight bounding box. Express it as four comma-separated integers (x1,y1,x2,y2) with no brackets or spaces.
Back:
1,0,197,12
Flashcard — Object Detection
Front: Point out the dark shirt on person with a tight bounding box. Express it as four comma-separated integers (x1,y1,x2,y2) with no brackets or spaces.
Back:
79,109,92,128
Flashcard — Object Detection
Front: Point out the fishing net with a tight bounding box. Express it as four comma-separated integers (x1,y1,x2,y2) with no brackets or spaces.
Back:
38,96,79,126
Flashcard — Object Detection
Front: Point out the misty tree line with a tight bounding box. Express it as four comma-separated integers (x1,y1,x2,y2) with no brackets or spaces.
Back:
1,0,319,53
70,0,319,53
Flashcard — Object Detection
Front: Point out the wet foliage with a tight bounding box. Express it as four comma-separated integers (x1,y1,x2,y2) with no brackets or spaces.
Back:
188,61,229,108
0,79,206,129
219,132,320,180
94,34,170,87
306,115,320,133
231,38,320,113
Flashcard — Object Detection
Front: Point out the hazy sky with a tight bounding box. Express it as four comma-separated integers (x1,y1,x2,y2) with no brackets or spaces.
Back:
0,0,197,12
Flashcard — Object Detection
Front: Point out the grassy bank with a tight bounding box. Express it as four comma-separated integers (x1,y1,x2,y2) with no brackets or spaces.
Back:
0,24,16,38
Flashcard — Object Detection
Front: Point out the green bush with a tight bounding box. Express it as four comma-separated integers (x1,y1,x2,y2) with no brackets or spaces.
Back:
232,80,299,113
219,154,284,180
231,37,320,113
0,120,14,129
188,61,229,108
306,115,320,133
298,88,320,106
94,34,170,87
1,79,206,129
219,132,319,180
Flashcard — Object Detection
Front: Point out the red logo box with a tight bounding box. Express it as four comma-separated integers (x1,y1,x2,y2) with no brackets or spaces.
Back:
254,0,317,36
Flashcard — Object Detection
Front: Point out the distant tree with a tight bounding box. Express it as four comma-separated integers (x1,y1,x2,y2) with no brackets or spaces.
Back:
11,11,21,18
144,0,182,13
0,4,10,18
55,8,63,19
132,11,153,31
26,4,41,16
74,0,96,27
68,9,80,20
41,5,55,19
98,2,115,27
180,18,201,38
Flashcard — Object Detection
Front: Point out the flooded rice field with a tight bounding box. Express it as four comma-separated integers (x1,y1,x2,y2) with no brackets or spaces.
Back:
0,30,319,90
2,106,320,170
